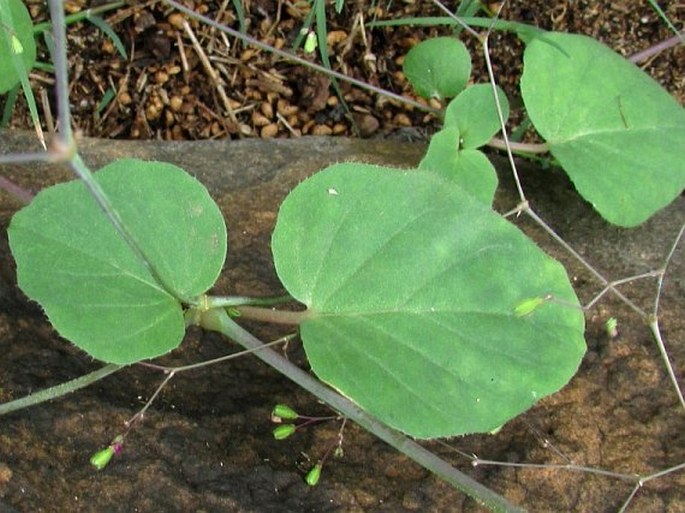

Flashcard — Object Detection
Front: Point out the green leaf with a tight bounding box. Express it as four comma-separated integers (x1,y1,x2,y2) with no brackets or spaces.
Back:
521,31,685,227
272,163,585,438
0,0,37,94
403,37,471,100
444,84,510,149
8,159,227,364
419,127,498,205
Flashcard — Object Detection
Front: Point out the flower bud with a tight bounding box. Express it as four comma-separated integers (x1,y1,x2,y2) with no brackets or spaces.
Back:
272,424,297,440
272,404,299,421
305,463,322,486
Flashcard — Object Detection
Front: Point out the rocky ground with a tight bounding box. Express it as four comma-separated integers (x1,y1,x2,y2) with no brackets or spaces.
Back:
9,0,684,141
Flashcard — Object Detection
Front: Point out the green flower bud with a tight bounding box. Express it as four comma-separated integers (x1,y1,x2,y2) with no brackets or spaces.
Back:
605,317,618,338
514,296,545,317
272,424,297,440
304,31,318,54
272,404,299,421
90,446,115,471
305,463,322,486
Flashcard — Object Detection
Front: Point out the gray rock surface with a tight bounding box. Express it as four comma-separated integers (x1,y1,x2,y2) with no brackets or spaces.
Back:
0,130,683,512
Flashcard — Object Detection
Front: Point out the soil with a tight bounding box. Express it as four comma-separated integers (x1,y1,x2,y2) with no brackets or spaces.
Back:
0,1,684,512
9,0,685,140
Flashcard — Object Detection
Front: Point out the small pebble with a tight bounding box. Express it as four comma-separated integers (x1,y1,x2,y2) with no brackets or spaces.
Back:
311,124,333,136
261,124,279,138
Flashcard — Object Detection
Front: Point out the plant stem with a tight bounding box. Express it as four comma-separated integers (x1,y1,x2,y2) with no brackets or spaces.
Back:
235,305,308,325
199,308,525,513
487,137,548,154
0,364,123,415
0,176,33,203
203,294,293,309
46,0,74,152
629,35,684,64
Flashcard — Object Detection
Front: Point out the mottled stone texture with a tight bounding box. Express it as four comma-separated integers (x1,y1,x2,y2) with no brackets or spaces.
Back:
1,131,683,512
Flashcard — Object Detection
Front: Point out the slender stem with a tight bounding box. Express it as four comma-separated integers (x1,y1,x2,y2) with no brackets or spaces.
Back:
629,35,684,64
649,318,685,411
429,0,481,39
583,270,663,311
123,370,176,430
0,150,58,165
524,208,647,318
199,308,525,513
138,334,296,373
640,461,685,483
0,364,123,415
487,137,549,154
236,305,309,325
47,0,74,152
0,176,33,203
653,223,684,318
204,294,293,309
473,459,638,481
67,154,181,301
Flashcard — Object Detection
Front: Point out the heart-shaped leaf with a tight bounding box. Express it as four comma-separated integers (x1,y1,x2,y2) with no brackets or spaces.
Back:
403,37,471,100
444,84,510,149
521,32,685,227
419,127,498,205
9,159,227,364
272,163,585,438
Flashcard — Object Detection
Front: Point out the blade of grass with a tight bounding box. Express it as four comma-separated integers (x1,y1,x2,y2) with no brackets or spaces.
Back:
1,84,19,127
645,0,685,43
96,87,116,115
369,15,544,40
313,0,348,112
292,3,317,50
231,0,247,37
87,14,127,59
0,0,45,149
32,1,126,34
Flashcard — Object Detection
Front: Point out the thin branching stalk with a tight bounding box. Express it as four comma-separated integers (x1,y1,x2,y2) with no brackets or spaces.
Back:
199,308,525,513
0,364,123,415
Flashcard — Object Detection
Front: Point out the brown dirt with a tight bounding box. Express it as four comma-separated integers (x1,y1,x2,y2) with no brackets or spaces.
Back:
9,0,684,141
